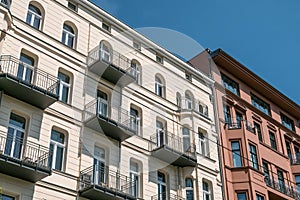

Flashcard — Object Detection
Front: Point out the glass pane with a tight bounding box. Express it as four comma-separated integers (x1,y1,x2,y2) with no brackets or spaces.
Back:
55,146,64,170
61,85,69,103
4,127,14,156
237,193,247,200
186,190,194,200
48,143,54,167
13,130,24,158
26,12,32,24
33,17,40,29
9,113,26,129
51,130,65,143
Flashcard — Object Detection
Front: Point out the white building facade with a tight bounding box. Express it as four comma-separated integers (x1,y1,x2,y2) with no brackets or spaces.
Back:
0,0,222,200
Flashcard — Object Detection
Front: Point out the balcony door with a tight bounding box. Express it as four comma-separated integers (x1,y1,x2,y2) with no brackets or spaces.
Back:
93,146,106,185
158,172,167,200
182,127,191,152
97,90,108,117
100,42,111,63
18,53,34,83
156,121,165,147
4,113,26,159
130,107,140,134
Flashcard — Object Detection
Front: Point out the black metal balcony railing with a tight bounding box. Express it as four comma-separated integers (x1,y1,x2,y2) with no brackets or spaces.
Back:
151,192,185,200
0,55,59,95
85,98,139,133
290,153,300,165
0,133,50,168
149,131,197,160
0,132,51,182
225,118,255,133
264,176,300,199
0,0,11,9
87,45,136,78
79,165,136,198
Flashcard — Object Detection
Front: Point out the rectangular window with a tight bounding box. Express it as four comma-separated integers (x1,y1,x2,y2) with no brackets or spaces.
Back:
249,143,259,170
280,113,295,131
185,72,192,81
263,161,270,186
295,175,300,195
251,94,271,116
49,129,65,171
68,1,77,11
269,131,277,150
231,141,242,167
224,105,232,126
254,122,263,142
58,71,70,103
1,194,15,200
130,161,140,197
156,55,163,64
237,192,247,200
221,73,240,96
285,141,292,161
133,41,141,50
256,194,264,200
102,22,110,32
277,169,285,193
236,112,243,128
199,132,206,156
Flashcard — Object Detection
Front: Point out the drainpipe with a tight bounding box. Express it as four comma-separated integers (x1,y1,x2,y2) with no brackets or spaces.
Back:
209,54,226,200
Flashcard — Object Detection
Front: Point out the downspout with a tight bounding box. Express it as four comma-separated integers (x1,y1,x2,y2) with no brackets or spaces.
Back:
209,55,226,200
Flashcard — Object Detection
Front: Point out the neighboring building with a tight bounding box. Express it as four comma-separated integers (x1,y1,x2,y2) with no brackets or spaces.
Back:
0,1,222,200
190,49,300,200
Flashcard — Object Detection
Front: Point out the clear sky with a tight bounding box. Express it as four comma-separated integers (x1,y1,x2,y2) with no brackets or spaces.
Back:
91,0,300,105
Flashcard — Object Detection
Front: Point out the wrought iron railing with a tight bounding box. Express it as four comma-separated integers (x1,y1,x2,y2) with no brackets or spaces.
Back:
149,131,196,160
0,132,51,170
151,192,185,200
289,153,300,165
84,98,139,133
0,55,59,96
80,165,136,196
264,176,300,199
225,118,254,132
0,0,11,9
87,45,136,76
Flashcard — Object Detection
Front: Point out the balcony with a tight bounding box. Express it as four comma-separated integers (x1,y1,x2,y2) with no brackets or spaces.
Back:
151,193,185,200
87,45,136,87
264,176,300,199
0,0,10,9
179,98,210,120
0,132,51,182
84,98,139,141
224,119,255,132
79,165,137,200
149,131,197,167
0,55,59,109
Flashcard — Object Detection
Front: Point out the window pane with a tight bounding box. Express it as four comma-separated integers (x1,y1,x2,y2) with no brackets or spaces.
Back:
51,130,65,143
221,73,240,96
251,94,270,116
231,142,242,167
237,193,247,200
55,146,64,170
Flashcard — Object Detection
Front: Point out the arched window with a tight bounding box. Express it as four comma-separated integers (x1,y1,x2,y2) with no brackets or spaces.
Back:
26,4,42,29
97,89,109,117
155,74,165,97
100,41,112,62
130,105,141,135
5,113,26,159
94,146,106,184
18,52,34,83
130,60,141,84
186,178,194,200
49,128,66,171
62,23,76,48
0,0,11,8
185,91,193,110
182,126,191,151
130,160,140,197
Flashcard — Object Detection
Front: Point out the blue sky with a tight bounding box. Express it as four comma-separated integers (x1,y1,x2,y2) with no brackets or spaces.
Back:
91,0,300,105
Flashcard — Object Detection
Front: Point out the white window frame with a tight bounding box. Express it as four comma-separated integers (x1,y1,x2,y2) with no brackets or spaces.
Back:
130,62,141,84
203,181,211,200
27,5,42,29
185,178,194,200
62,25,75,47
158,172,167,200
185,94,193,110
199,133,206,156
50,131,65,171
94,146,106,185
100,43,111,62
155,77,164,97
58,79,70,103
182,127,191,152
156,120,165,147
130,161,140,197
